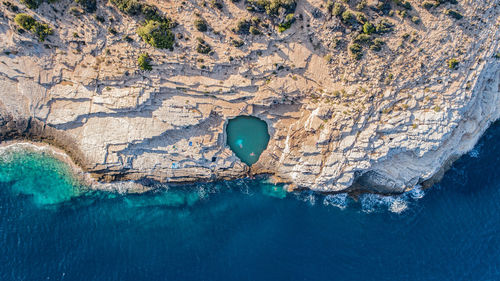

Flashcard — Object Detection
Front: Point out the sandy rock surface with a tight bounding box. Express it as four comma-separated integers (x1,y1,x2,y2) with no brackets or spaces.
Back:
0,0,498,192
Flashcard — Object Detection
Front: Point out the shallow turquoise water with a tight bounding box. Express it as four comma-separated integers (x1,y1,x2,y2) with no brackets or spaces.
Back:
1,123,500,280
226,115,270,165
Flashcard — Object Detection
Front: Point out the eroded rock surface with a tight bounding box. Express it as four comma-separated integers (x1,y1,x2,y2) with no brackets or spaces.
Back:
0,0,498,192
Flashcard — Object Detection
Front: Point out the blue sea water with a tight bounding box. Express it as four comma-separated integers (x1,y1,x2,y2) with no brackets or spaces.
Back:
1,122,500,280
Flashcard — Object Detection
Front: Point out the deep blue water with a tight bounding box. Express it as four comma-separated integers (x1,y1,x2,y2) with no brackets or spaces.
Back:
1,123,500,280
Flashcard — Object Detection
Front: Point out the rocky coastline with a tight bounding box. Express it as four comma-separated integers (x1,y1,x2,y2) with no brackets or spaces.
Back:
0,0,498,193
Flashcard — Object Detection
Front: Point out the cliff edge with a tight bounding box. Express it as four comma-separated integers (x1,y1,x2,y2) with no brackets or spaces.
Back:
0,0,498,192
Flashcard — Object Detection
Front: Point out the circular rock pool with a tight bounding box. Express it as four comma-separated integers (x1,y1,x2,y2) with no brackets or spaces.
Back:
226,116,270,166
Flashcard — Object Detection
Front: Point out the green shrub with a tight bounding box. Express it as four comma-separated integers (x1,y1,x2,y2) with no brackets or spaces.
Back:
110,0,172,23
362,22,374,34
110,0,141,15
69,7,82,16
108,27,117,35
20,0,42,9
326,0,334,12
211,0,223,10
3,1,20,12
75,0,96,12
138,53,152,71
14,13,53,41
123,35,133,42
277,13,294,32
136,20,175,49
194,18,208,32
393,0,411,9
14,13,36,29
231,39,244,47
444,9,462,20
355,12,366,23
341,10,354,23
353,33,371,44
448,58,459,69
246,0,296,17
375,19,393,33
332,3,344,17
397,10,407,18
30,21,53,41
349,43,362,60
251,16,261,25
95,15,105,22
140,4,167,22
234,19,251,34
196,37,212,54
356,0,366,10
250,26,261,35
422,1,436,9
370,38,384,51
434,0,457,6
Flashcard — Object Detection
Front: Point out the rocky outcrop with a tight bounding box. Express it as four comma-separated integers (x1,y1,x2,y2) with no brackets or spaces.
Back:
0,0,498,193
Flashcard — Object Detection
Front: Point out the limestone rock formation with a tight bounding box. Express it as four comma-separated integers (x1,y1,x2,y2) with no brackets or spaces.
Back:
0,0,498,193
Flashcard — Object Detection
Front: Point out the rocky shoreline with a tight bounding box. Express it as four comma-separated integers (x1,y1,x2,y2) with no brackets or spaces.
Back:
0,0,499,193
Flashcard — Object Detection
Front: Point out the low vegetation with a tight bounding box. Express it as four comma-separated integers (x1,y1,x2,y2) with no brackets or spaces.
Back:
349,43,362,60
448,58,459,69
362,22,375,35
75,0,96,12
246,0,296,17
277,13,294,32
231,39,244,47
444,9,463,20
196,38,212,54
194,18,208,32
14,13,53,41
393,0,412,10
332,2,343,17
136,20,175,49
211,0,223,10
422,0,458,9
233,18,264,35
245,0,297,31
250,26,261,35
110,0,176,49
370,38,384,52
20,0,42,9
234,19,251,34
137,53,152,71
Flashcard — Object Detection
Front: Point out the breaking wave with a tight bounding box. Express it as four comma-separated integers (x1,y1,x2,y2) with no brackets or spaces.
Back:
0,142,430,214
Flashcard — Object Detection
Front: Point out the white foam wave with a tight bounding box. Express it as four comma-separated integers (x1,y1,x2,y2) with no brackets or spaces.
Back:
96,181,149,194
468,148,480,158
389,198,408,214
323,193,349,210
359,193,411,214
359,194,391,213
408,186,425,200
294,192,317,206
0,142,72,162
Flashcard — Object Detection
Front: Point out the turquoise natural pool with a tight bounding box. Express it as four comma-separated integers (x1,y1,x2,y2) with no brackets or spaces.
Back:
226,115,270,166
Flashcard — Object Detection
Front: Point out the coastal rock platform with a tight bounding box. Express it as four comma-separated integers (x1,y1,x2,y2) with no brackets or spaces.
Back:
0,0,498,193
